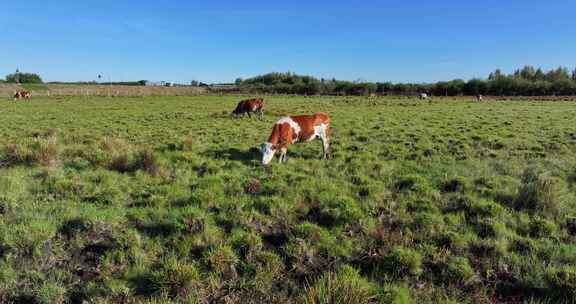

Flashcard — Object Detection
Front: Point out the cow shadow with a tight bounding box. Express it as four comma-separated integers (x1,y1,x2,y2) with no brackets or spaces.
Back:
203,147,260,165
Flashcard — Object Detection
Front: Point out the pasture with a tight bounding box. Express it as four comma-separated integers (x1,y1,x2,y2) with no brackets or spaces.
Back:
0,95,575,303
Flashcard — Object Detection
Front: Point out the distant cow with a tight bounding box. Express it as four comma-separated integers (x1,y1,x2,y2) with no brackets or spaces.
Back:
13,91,31,101
261,113,331,165
419,93,430,101
232,97,264,119
475,94,483,102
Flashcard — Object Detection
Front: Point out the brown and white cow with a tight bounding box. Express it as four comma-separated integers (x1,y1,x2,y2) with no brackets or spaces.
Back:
261,113,331,165
232,97,264,119
13,91,31,101
475,94,483,102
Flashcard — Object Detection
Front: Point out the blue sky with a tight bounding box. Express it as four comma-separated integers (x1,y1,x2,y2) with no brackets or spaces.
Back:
1,0,574,83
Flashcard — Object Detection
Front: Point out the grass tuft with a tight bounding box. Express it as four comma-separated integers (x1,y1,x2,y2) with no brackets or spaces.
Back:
303,265,377,304
516,169,564,216
382,246,423,277
1,135,59,167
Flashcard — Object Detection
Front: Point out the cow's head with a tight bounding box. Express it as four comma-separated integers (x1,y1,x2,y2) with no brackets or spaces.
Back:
260,142,277,165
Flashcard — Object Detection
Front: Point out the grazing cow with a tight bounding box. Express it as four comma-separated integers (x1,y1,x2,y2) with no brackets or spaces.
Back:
261,113,331,165
419,93,430,101
13,91,31,101
232,97,264,119
475,94,483,102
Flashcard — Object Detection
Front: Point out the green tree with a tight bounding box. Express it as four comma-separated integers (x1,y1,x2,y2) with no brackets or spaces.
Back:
236,66,576,97
5,70,43,83
464,79,487,95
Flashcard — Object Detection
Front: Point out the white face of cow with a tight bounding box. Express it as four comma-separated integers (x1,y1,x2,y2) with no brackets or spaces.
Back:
260,142,277,165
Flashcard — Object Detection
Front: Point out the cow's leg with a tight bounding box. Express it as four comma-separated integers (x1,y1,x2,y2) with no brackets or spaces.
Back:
247,112,252,119
279,148,288,163
319,126,331,159
321,137,331,159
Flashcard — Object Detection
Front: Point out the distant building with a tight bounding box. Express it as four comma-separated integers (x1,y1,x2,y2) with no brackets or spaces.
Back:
145,81,173,87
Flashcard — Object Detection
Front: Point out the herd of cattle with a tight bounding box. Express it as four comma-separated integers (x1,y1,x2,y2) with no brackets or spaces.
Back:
419,93,483,102
231,97,331,165
234,94,482,165
7,92,484,165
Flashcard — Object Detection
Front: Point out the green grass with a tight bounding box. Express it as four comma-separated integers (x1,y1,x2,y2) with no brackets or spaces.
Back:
0,95,575,303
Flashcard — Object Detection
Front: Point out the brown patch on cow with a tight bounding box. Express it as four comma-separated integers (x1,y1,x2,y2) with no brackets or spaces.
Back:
13,91,31,100
267,113,330,150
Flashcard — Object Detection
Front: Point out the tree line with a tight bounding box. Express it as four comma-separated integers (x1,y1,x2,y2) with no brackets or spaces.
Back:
4,66,576,96
236,66,576,96
3,71,43,84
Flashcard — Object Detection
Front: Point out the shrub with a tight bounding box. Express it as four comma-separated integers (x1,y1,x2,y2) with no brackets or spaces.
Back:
303,265,377,304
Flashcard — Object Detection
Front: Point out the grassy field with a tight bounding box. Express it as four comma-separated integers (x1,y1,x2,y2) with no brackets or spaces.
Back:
0,84,206,98
0,95,575,303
